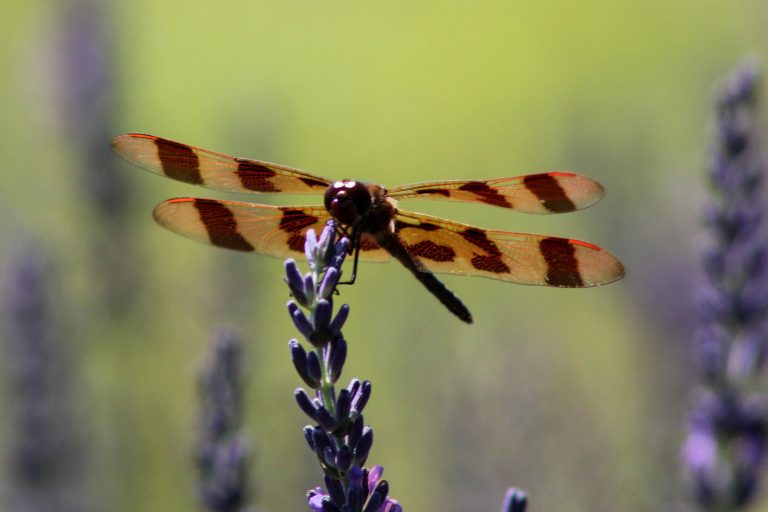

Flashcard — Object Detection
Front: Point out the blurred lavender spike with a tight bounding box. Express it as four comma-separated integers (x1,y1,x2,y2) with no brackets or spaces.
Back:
56,0,142,315
684,59,768,510
57,0,124,216
4,243,86,512
196,328,250,512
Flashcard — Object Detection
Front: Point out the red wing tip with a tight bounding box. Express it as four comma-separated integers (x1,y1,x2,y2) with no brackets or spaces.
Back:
118,133,155,139
162,197,197,205
570,239,603,251
110,132,155,149
111,133,157,145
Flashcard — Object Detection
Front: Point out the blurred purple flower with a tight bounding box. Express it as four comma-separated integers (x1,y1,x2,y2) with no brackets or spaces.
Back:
55,0,141,314
57,0,124,216
3,243,87,512
685,59,768,510
196,328,250,512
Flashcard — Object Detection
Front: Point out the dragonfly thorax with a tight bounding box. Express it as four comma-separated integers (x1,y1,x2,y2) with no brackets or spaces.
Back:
324,180,372,227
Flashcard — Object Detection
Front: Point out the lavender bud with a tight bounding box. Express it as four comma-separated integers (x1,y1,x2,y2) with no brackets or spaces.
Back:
335,445,352,473
738,281,768,325
728,331,768,380
348,484,363,512
697,284,733,325
284,259,309,307
361,467,371,496
306,351,323,388
347,378,361,397
329,304,350,334
335,238,351,259
353,428,373,465
328,336,348,384
685,430,718,507
348,465,364,489
362,480,388,512
366,466,383,490
746,246,768,278
294,389,318,420
307,490,324,511
316,223,336,262
303,273,316,306
693,326,727,383
318,267,341,300
324,475,346,504
312,428,333,455
351,381,372,416
335,389,352,424
314,299,333,334
316,405,338,432
702,248,725,279
501,487,528,512
288,301,315,341
329,257,347,279
307,491,337,512
304,229,318,263
303,426,316,451
348,416,363,448
322,446,337,470
290,340,318,389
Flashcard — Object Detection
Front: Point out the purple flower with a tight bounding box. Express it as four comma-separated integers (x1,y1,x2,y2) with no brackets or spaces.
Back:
287,221,527,511
196,328,249,512
307,466,402,512
3,243,85,512
57,0,141,315
685,59,768,510
285,222,402,512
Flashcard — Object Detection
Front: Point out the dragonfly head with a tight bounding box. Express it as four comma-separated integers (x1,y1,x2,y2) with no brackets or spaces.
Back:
324,180,372,227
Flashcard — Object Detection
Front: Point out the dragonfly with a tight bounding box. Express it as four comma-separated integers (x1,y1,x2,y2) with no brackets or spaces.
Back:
112,133,625,323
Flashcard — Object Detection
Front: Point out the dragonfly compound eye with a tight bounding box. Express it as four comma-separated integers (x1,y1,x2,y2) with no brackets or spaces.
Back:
324,181,372,226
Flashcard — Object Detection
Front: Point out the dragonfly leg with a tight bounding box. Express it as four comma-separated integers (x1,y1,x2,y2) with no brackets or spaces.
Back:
336,228,361,286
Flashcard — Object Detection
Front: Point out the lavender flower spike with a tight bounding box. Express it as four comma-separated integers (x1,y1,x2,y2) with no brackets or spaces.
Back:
196,328,249,512
285,221,402,511
4,244,85,512
308,466,401,512
684,59,768,510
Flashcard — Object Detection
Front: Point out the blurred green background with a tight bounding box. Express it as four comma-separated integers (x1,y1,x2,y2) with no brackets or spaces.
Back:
2,1,768,511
